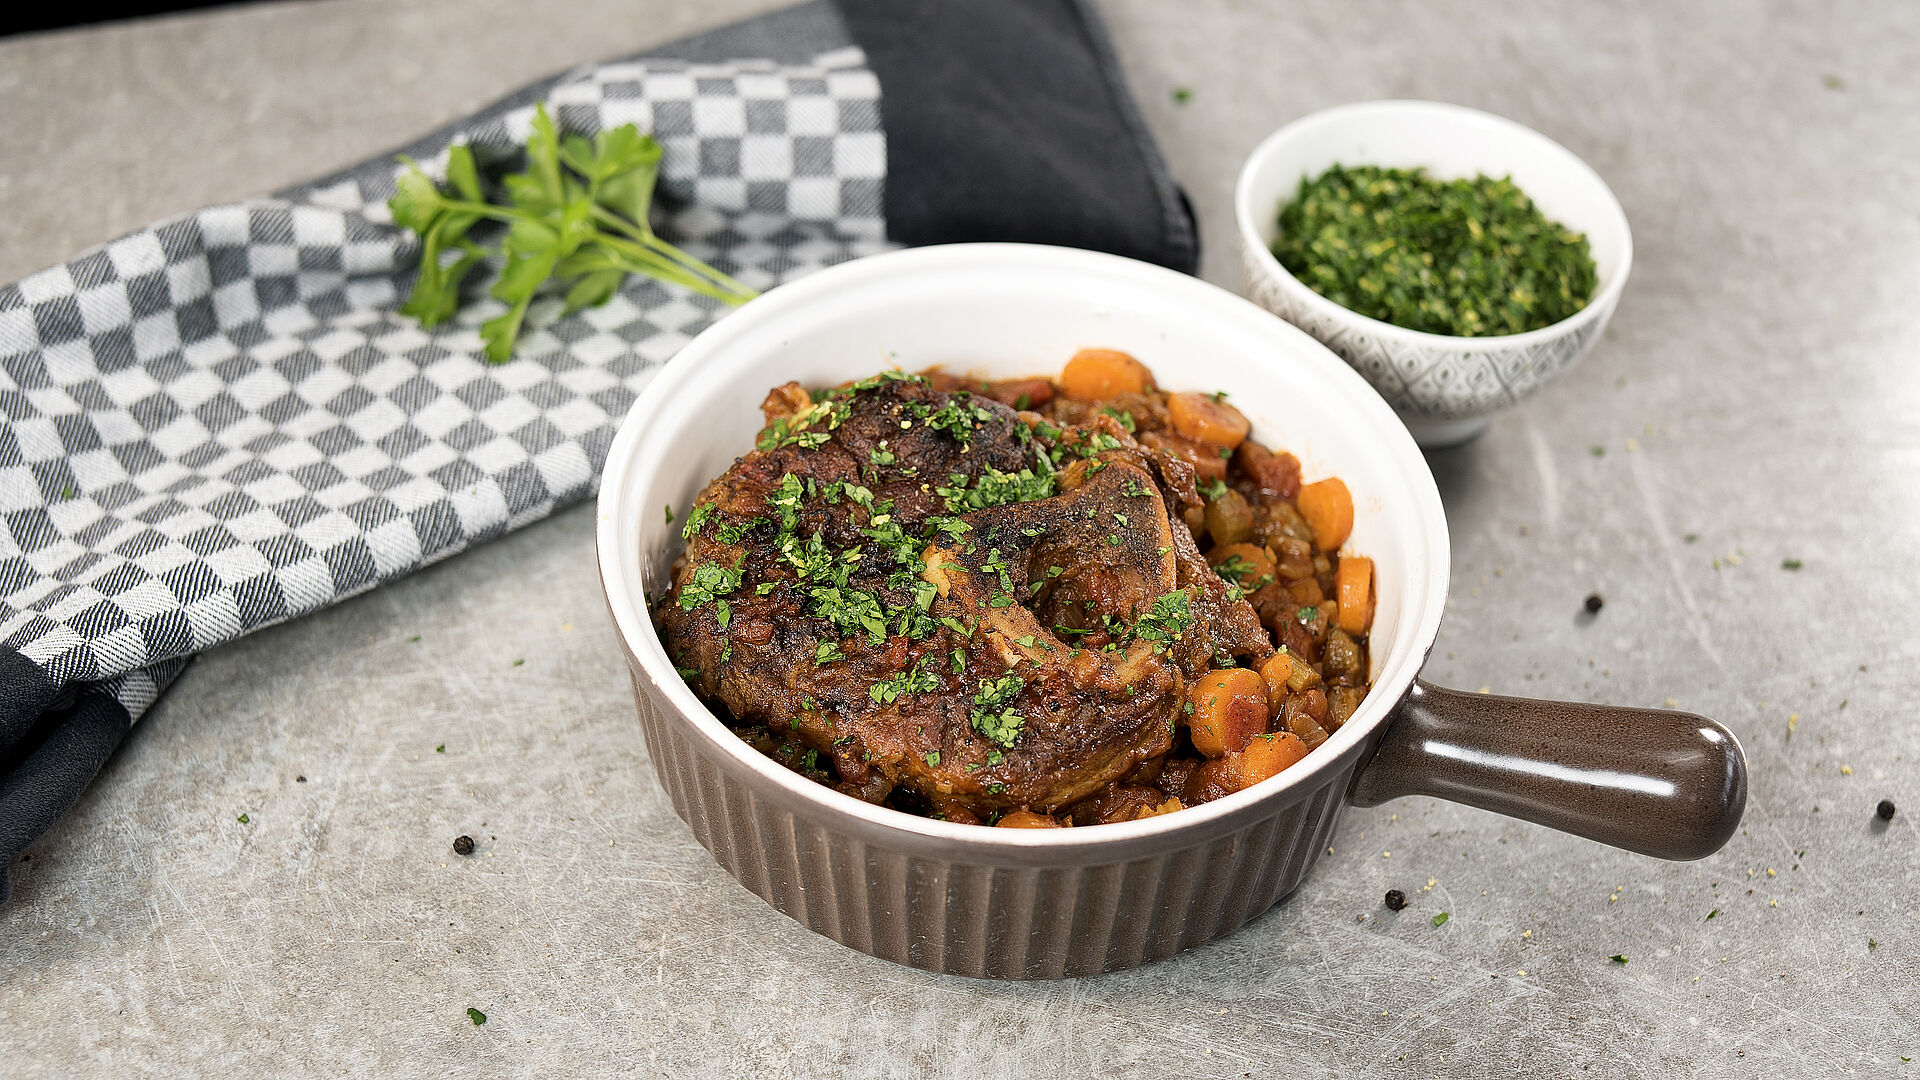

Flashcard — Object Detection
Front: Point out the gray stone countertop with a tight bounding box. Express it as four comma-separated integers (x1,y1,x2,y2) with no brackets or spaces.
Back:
1,1,1915,1076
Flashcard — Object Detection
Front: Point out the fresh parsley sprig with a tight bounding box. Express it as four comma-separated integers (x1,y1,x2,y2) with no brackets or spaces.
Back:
389,104,757,363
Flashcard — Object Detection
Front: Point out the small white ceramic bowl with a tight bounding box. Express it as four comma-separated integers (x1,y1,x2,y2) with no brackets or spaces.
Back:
1235,100,1633,447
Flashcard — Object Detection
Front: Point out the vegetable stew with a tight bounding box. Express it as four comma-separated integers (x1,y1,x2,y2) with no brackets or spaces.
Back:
654,350,1373,828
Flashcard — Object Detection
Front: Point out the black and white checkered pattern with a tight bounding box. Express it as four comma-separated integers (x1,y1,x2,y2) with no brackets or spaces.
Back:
0,47,889,722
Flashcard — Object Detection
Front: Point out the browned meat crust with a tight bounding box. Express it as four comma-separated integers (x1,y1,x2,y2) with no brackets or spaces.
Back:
654,374,1269,816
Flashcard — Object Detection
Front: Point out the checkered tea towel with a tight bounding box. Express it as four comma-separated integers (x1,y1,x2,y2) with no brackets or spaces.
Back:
0,0,1196,901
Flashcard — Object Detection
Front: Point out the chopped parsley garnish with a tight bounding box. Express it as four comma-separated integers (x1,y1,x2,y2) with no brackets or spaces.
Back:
681,502,717,540
1099,406,1137,432
816,642,845,664
757,414,832,451
924,751,941,767
1200,478,1229,502
1214,554,1258,581
1273,163,1597,337
811,582,888,644
767,472,805,531
1132,589,1196,652
714,515,764,545
677,558,744,610
870,657,940,704
1431,912,1450,927
923,396,995,445
970,673,1027,747
936,464,1057,513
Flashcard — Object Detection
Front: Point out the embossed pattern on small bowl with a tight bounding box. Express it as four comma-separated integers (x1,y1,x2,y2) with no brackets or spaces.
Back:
1234,100,1633,447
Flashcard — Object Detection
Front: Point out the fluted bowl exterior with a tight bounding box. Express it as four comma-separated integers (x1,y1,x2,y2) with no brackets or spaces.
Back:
595,243,1451,978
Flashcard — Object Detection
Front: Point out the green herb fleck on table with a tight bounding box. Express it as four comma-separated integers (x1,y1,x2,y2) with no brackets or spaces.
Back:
1706,908,1718,921
1781,558,1803,570
512,658,525,667
237,813,250,824
1431,912,1449,927
435,744,445,753
1171,86,1192,105
388,104,756,364
467,1007,487,1026
1609,954,1628,964
1822,73,1846,91
1272,163,1597,337
1590,445,1606,458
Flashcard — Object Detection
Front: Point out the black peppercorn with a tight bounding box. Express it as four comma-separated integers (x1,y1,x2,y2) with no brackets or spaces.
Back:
453,835,476,856
1584,593,1604,614
1384,888,1408,911
1878,799,1896,821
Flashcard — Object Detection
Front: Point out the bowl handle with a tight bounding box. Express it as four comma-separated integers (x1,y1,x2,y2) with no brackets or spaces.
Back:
1349,680,1747,860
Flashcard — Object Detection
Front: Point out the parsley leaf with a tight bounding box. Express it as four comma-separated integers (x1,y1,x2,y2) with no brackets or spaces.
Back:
1132,590,1196,652
871,657,941,704
970,674,1027,747
389,104,756,364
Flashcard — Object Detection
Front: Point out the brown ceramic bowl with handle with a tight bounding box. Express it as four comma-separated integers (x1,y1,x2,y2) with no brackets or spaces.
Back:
595,244,1746,980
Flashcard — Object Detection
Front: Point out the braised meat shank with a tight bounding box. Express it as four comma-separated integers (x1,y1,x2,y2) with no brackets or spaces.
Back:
655,374,1270,817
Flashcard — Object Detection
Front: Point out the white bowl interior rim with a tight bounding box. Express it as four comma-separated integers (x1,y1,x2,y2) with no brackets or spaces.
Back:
596,243,1451,848
1234,99,1634,348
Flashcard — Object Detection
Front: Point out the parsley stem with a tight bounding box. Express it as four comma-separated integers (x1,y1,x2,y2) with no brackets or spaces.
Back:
591,233,754,303
416,197,749,303
587,204,758,299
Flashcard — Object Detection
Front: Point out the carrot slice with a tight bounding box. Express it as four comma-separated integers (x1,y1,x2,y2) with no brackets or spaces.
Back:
1185,668,1269,757
1335,555,1373,634
1059,349,1153,400
1207,542,1276,588
1296,477,1354,552
1166,392,1251,450
1231,731,1311,789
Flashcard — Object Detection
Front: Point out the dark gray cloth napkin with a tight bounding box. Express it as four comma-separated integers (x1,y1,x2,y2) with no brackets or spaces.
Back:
0,0,1195,902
